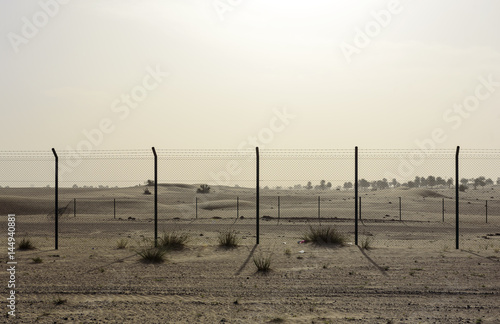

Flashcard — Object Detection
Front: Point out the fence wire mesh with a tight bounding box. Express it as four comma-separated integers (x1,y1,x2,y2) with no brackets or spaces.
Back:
1,148,499,252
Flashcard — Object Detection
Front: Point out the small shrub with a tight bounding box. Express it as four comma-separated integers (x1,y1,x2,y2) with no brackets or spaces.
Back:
158,232,189,251
18,237,36,250
197,184,210,194
360,236,373,250
218,231,240,248
253,253,272,272
302,226,345,246
284,248,291,256
32,257,43,264
137,247,167,264
53,297,67,305
116,238,128,249
143,187,151,195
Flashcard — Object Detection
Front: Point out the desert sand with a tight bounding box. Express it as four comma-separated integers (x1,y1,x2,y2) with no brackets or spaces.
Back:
1,185,500,323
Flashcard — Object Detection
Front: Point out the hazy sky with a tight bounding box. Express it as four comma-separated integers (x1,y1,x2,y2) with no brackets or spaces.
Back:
2,0,499,152
1,1,500,187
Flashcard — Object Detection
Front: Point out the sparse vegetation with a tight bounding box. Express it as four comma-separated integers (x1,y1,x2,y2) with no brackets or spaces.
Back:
53,297,67,305
32,257,43,264
360,236,373,250
218,231,240,248
197,184,211,194
116,238,129,249
284,248,291,256
253,253,272,272
137,247,167,264
18,237,36,250
302,226,345,246
143,187,151,195
158,232,189,250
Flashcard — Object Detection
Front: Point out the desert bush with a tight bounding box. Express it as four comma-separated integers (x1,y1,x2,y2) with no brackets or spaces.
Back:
32,257,43,264
303,226,345,246
218,231,240,248
18,237,36,250
158,232,189,250
116,238,129,249
143,187,152,195
360,236,373,250
137,247,167,264
53,297,67,305
197,184,210,194
253,253,272,272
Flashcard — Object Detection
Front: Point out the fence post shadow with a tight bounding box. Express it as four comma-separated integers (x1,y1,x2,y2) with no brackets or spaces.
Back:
235,244,258,275
357,246,389,277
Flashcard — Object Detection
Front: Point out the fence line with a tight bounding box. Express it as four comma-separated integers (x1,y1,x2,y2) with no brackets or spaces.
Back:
1,147,499,250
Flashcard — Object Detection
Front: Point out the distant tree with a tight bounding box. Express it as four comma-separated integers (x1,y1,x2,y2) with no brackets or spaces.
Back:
485,178,494,186
436,177,446,187
275,186,282,190
305,181,313,190
459,184,468,192
145,179,155,186
473,176,486,190
359,179,370,191
370,181,378,190
377,179,389,190
407,181,416,188
319,180,327,190
197,184,211,194
264,186,269,190
420,177,428,187
414,176,421,188
72,184,78,189
497,177,500,185
294,184,302,190
427,176,436,188
460,178,469,187
326,182,332,189
446,178,454,188
343,182,353,190
391,178,399,188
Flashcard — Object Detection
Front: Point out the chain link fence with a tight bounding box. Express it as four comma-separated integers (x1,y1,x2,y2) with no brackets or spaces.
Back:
1,148,499,251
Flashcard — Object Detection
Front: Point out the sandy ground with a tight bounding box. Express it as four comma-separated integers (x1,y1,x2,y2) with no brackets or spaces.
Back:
2,186,500,323
2,224,500,324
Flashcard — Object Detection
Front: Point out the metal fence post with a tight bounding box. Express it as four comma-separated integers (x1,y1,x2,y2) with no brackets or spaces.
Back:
51,148,58,250
74,198,76,218
256,147,260,245
355,146,359,246
455,146,460,250
318,196,321,224
485,200,488,224
152,147,158,247
399,197,402,221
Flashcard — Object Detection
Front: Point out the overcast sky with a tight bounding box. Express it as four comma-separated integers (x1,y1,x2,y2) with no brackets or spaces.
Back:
1,0,500,186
